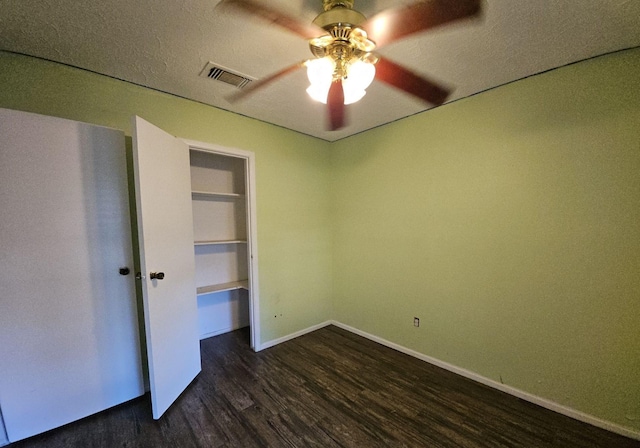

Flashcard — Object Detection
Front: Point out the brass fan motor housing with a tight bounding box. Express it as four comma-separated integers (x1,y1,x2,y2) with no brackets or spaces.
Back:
309,24,376,57
313,1,366,29
310,0,376,56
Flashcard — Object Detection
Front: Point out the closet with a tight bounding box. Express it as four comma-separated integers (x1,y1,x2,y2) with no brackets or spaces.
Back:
190,150,251,340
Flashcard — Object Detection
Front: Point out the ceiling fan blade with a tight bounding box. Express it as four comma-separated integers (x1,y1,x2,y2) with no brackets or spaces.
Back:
375,57,451,106
327,79,346,131
362,0,482,48
218,0,325,39
227,61,305,103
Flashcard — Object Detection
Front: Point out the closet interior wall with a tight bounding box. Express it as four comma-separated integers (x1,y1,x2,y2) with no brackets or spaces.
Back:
190,150,251,340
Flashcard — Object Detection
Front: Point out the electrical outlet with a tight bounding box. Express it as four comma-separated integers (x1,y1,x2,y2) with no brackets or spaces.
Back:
414,317,420,327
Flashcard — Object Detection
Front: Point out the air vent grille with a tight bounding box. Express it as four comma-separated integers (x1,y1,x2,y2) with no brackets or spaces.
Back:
200,62,253,89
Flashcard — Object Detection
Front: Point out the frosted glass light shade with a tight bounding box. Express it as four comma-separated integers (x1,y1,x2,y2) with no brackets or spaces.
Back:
306,57,334,103
306,84,331,104
346,59,376,90
343,88,366,105
306,57,376,105
343,60,375,105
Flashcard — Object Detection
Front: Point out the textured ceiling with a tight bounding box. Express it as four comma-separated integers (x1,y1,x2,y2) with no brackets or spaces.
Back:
1,0,639,141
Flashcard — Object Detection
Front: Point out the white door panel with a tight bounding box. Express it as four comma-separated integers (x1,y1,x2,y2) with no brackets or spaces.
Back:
0,108,144,442
132,116,201,419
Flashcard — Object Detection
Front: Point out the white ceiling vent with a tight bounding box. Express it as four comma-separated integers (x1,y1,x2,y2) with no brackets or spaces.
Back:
200,62,254,89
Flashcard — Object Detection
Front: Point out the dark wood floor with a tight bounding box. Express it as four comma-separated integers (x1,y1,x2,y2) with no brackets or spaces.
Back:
10,325,640,447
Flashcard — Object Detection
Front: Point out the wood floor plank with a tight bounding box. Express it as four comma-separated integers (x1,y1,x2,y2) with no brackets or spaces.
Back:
9,325,640,448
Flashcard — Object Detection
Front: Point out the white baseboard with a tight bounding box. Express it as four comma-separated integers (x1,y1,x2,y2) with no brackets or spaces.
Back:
200,323,249,341
258,320,332,351
329,320,640,441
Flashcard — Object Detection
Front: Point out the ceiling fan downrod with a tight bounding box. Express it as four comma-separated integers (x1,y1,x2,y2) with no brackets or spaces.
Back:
322,0,355,11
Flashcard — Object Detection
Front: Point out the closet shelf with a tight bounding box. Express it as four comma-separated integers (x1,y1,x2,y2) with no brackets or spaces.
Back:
192,190,245,199
197,280,249,296
194,239,247,246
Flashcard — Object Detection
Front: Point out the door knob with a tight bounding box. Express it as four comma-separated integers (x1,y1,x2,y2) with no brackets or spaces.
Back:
150,272,165,280
119,267,130,276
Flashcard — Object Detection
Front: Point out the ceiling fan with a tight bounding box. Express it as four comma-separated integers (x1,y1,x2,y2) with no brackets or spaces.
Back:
219,0,482,130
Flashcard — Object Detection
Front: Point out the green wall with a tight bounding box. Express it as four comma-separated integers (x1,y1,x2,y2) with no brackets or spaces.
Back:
0,51,333,344
330,47,640,432
1,48,639,434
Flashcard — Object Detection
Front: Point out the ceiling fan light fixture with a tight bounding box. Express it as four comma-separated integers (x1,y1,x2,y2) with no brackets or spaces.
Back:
343,88,366,105
306,57,334,103
309,35,334,49
306,84,330,104
306,57,335,85
349,27,376,52
343,57,376,104
306,56,375,105
345,59,375,89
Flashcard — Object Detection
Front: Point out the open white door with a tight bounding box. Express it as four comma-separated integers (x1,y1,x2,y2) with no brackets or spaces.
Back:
132,116,201,419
